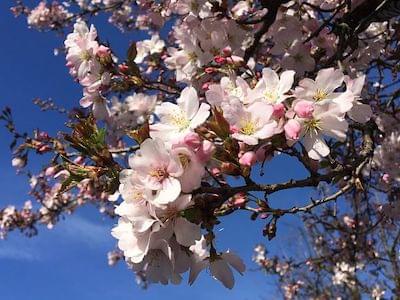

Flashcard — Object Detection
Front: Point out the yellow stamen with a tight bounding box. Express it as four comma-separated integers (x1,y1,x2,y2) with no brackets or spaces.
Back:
313,89,328,102
240,120,257,135
178,153,191,169
304,118,322,136
149,167,167,182
171,111,190,131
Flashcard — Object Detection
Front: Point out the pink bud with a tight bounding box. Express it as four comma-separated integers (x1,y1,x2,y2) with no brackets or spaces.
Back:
74,156,85,165
96,45,110,58
214,56,226,64
118,64,129,73
202,82,210,90
231,192,246,207
183,132,201,150
239,151,257,166
197,140,215,162
284,119,301,140
205,67,215,74
272,103,285,118
222,46,232,57
294,100,314,119
230,125,239,133
38,145,51,153
211,167,221,176
382,173,390,183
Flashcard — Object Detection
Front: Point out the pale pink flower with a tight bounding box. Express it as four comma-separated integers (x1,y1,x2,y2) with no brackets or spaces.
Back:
249,68,295,104
228,102,278,145
171,145,205,193
239,151,257,166
158,195,201,247
343,75,372,123
299,103,348,160
294,68,345,106
135,34,165,63
151,87,210,143
129,138,184,205
189,251,245,289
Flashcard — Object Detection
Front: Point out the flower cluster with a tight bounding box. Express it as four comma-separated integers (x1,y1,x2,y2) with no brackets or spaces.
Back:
205,67,371,160
64,21,113,121
27,1,72,30
6,0,400,294
111,87,245,287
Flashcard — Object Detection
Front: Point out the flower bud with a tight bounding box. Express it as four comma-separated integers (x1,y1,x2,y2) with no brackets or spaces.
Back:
96,45,111,58
222,46,232,57
272,103,285,119
197,140,215,162
183,132,202,150
294,100,314,118
205,67,215,74
284,119,301,140
239,151,257,166
118,64,129,73
45,166,57,177
214,56,226,64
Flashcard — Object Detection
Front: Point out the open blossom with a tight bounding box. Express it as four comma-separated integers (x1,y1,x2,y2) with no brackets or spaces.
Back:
171,144,205,193
151,87,210,143
281,41,315,74
157,195,201,247
298,103,348,160
189,250,246,289
343,75,372,123
129,138,184,205
373,131,400,183
294,68,350,109
249,68,295,104
135,34,165,63
169,0,211,17
80,91,110,121
332,262,356,286
206,76,251,106
228,102,278,145
65,21,99,79
27,1,72,30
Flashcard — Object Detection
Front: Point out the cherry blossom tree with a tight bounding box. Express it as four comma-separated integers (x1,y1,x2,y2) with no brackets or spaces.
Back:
2,0,400,297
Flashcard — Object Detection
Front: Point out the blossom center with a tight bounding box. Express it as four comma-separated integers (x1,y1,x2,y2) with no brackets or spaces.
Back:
178,153,191,169
264,89,278,103
132,190,144,201
149,167,168,182
313,89,328,102
171,111,190,131
304,118,322,136
240,120,257,135
188,52,197,62
80,50,91,61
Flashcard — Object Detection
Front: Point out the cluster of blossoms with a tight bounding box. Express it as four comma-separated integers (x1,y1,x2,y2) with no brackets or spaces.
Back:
108,65,370,286
64,21,113,121
165,13,251,83
373,113,400,185
205,67,371,160
26,1,72,30
112,87,245,287
6,0,400,295
107,93,157,143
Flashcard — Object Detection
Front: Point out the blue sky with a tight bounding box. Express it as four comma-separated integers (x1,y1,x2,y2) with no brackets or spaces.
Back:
0,2,315,299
